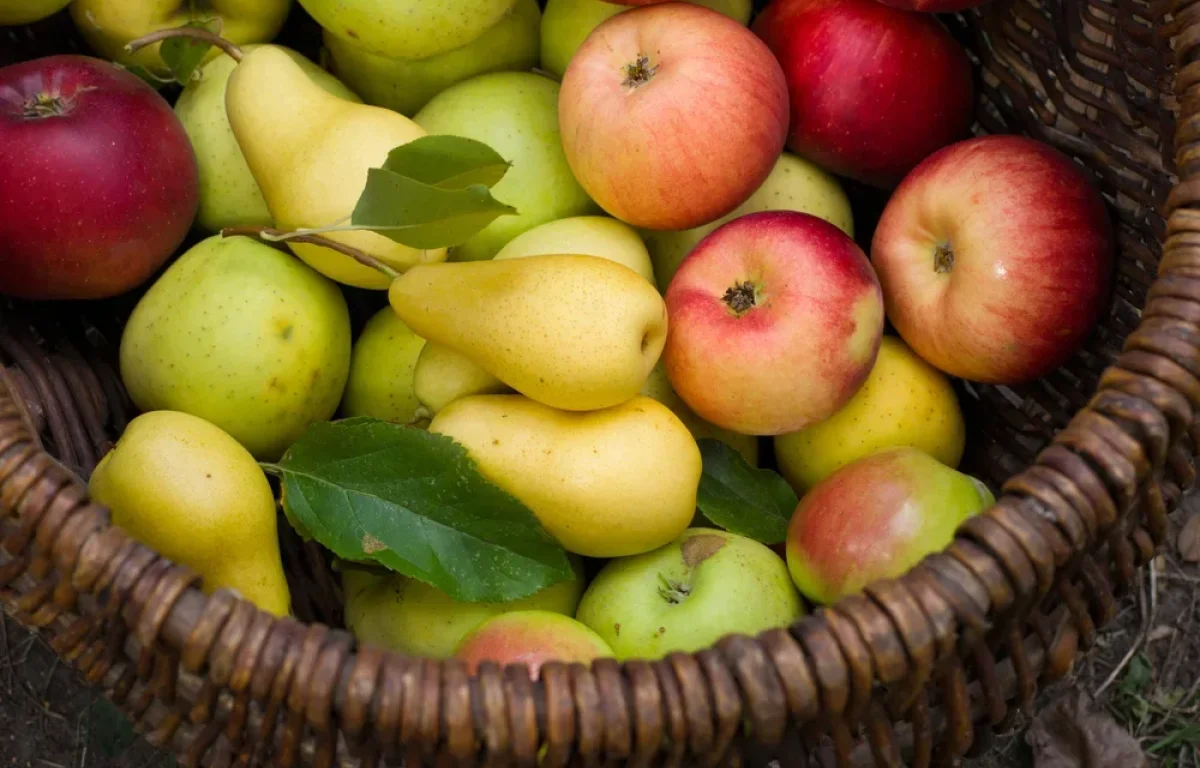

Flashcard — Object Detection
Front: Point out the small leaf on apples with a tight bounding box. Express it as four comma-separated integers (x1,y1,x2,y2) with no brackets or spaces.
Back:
274,417,574,603
118,63,175,88
380,136,513,190
351,167,517,249
159,18,223,85
696,439,796,545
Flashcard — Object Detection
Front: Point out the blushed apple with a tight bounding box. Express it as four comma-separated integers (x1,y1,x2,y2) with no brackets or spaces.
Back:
870,135,1114,385
576,528,804,661
454,610,614,677
643,151,854,290
753,0,973,188
559,2,788,231
0,55,198,301
786,447,994,605
874,0,989,10
664,210,884,436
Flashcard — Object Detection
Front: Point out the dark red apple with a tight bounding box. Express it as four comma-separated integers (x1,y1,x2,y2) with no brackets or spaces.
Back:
752,0,974,188
0,55,199,301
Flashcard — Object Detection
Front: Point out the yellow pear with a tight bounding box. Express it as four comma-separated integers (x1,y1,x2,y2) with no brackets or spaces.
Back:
88,410,290,617
493,215,656,287
225,45,447,289
639,361,759,466
429,395,701,558
413,342,512,416
0,0,70,25
389,255,667,412
774,336,967,492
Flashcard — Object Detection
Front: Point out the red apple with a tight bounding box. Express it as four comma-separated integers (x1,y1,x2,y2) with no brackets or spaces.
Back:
559,3,789,231
664,210,884,436
0,55,199,301
752,0,973,188
454,610,614,679
873,0,990,10
870,135,1114,385
786,447,994,605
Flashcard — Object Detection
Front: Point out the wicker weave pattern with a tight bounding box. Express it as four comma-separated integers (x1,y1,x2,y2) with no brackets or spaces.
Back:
1,0,1197,765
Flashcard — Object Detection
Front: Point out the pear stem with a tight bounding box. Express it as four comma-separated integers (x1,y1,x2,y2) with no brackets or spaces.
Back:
125,27,245,62
221,226,401,281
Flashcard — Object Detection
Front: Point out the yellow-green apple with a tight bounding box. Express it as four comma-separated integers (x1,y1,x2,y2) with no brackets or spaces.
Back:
539,0,753,80
753,0,973,188
664,210,884,436
576,528,804,661
414,71,596,262
494,215,656,286
786,447,994,604
643,151,853,290
340,307,427,425
344,559,585,659
322,0,541,117
870,135,1114,385
559,3,788,231
299,0,517,60
175,45,361,234
70,0,291,77
455,610,614,677
0,0,69,25
774,335,965,492
0,55,198,300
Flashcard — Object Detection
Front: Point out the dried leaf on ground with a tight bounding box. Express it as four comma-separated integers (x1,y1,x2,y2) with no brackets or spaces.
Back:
1026,690,1148,768
1178,513,1200,563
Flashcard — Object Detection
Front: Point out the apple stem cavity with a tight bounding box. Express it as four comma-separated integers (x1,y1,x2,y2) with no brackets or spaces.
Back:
934,243,955,274
20,91,78,120
125,27,245,63
220,225,401,281
722,281,760,316
622,55,660,89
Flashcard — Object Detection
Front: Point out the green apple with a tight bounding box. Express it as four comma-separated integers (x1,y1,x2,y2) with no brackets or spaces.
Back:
175,45,361,234
576,528,804,660
455,610,614,678
119,235,352,461
340,308,427,425
414,71,597,262
494,215,656,286
322,0,541,117
639,361,759,466
70,0,291,77
786,447,994,605
299,0,518,60
540,0,754,80
344,557,586,659
643,151,854,290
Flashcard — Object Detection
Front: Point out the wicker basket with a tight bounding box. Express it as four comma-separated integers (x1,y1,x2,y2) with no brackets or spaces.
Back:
0,0,1192,765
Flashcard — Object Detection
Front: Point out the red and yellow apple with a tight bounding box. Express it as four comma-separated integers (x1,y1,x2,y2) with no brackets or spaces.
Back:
873,0,989,10
870,135,1114,385
559,2,788,231
454,610,614,678
0,55,198,300
752,0,973,188
786,447,994,605
664,210,884,436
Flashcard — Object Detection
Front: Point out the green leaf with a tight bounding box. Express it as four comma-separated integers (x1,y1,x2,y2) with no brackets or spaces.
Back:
695,439,796,545
381,136,512,190
275,417,574,603
351,168,517,249
159,18,223,85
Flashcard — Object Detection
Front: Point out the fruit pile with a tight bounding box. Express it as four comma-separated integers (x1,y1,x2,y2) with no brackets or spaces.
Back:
0,0,1114,676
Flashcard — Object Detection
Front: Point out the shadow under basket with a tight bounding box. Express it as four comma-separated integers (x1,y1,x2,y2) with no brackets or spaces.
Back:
2,0,1198,765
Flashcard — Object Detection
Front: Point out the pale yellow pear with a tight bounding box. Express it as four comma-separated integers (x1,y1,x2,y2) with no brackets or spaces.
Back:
0,0,69,25
413,342,512,416
88,410,290,617
429,395,701,558
225,45,447,289
343,555,584,658
69,0,291,76
389,255,667,411
494,215,656,286
639,361,759,466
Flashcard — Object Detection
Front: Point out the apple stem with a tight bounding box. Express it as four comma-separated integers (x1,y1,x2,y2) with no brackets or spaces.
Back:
125,27,245,63
934,243,955,274
221,226,401,281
